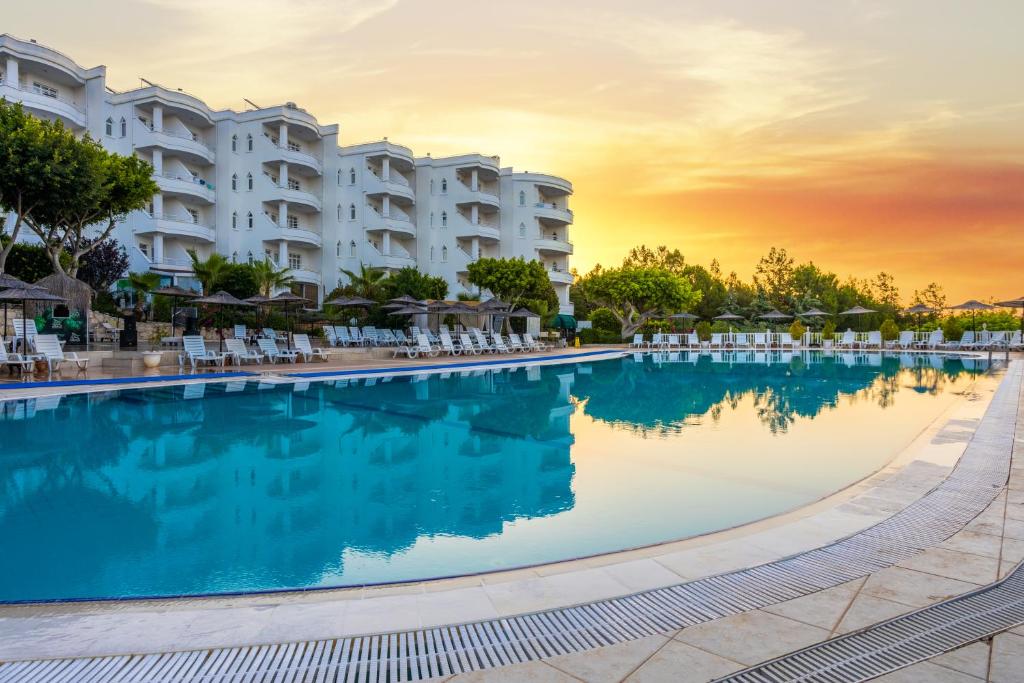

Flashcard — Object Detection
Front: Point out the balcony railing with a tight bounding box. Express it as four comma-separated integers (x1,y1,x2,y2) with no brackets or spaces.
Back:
0,77,85,113
159,171,216,192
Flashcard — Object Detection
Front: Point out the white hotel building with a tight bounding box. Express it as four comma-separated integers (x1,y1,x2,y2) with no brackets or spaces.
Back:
0,35,575,313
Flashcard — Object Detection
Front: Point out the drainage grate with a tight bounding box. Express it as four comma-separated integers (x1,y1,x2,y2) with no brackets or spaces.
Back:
0,366,1018,683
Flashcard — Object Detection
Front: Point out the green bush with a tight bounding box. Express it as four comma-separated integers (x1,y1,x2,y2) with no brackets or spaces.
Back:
943,317,964,343
695,321,712,341
789,320,806,340
710,320,730,334
821,320,836,341
880,318,900,341
578,328,622,345
588,307,620,334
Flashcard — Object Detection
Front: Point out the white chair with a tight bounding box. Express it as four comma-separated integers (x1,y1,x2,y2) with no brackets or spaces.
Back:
294,334,329,362
492,334,512,353
916,329,943,349
752,332,768,350
13,319,36,354
414,334,440,357
0,343,37,374
322,325,338,347
837,330,857,349
439,332,462,356
335,326,353,346
256,338,299,363
864,331,882,349
734,333,751,350
472,329,496,353
507,333,528,352
685,332,700,350
182,335,225,369
523,333,548,351
1008,330,1022,350
460,333,482,354
777,332,795,350
629,333,645,349
33,334,89,374
986,331,1008,349
891,330,915,349
233,324,247,341
709,333,724,350
224,338,262,365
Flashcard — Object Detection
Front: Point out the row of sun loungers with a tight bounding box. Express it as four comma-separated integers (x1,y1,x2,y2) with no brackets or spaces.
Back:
629,329,1022,352
0,333,89,374
392,330,549,359
180,335,330,369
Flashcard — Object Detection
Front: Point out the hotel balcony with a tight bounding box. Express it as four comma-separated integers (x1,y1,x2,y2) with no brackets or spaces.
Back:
365,205,416,238
366,241,416,271
262,134,323,176
263,178,322,213
534,202,573,226
364,170,416,203
0,78,86,129
520,173,573,197
272,227,323,249
155,171,215,204
548,269,573,285
135,212,216,243
289,268,322,286
454,182,500,210
535,237,574,255
135,120,215,165
455,215,500,242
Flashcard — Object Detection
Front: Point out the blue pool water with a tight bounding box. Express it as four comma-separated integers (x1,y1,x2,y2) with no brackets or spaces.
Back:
0,352,988,602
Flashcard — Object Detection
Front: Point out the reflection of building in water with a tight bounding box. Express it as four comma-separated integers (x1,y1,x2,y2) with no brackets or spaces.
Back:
0,368,576,599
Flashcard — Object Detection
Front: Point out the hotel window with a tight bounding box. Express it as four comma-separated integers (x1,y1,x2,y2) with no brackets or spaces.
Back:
247,212,254,229
32,82,57,98
231,174,238,191
247,173,253,191
247,251,255,265
231,135,238,152
519,223,526,238
349,204,356,220
337,204,342,221
232,251,238,263
336,241,342,257
287,178,300,191
441,246,448,262
186,208,199,223
441,178,447,194
430,246,435,262
287,215,299,229
120,117,127,137
349,240,356,258
138,242,149,258
265,249,274,263
441,211,447,228
519,190,525,206
246,134,253,152
349,167,356,185
288,253,302,270
105,118,113,136
337,169,342,186
231,212,238,230
430,211,434,228
430,179,434,194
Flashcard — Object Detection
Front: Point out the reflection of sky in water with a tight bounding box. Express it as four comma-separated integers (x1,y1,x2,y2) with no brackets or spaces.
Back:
0,353,987,601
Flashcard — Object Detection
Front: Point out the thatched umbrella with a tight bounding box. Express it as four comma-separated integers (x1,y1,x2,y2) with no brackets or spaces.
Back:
323,295,375,307
268,291,309,349
759,309,792,321
0,273,31,339
192,290,254,351
948,299,994,333
995,296,1024,336
904,303,936,333
713,312,744,321
0,286,66,352
32,273,93,348
388,295,423,305
839,305,877,332
152,285,199,339
800,307,829,317
669,312,699,320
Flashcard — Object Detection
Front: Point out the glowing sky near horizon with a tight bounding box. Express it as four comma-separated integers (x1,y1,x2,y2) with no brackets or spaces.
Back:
9,0,1022,301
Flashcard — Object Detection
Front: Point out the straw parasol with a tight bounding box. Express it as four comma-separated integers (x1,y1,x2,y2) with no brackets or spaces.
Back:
268,291,309,349
0,273,32,339
388,295,423,305
995,296,1024,335
839,305,877,332
759,310,792,321
799,307,829,317
192,290,254,351
948,299,994,333
669,312,699,320
507,307,539,318
33,273,93,347
152,285,199,338
0,286,66,352
904,303,936,333
477,298,509,311
243,294,274,333
323,295,375,307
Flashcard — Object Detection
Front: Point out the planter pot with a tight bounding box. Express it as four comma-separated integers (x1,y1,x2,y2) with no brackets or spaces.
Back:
142,351,163,369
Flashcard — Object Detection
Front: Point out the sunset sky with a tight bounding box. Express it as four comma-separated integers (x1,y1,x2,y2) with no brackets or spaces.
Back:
9,0,1022,302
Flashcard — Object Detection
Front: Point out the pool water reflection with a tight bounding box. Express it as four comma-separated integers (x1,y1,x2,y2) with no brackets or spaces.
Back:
0,352,989,601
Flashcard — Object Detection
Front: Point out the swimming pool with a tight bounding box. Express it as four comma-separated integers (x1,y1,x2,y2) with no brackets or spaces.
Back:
0,352,989,602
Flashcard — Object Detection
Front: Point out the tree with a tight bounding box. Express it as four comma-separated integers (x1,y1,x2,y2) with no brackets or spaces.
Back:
0,241,54,283
622,245,686,275
0,100,67,274
753,247,795,311
913,282,946,312
218,263,259,300
575,265,701,339
16,116,157,276
126,271,160,318
76,237,129,293
339,263,388,300
251,258,294,297
872,272,900,312
466,257,558,312
383,266,448,301
188,250,230,295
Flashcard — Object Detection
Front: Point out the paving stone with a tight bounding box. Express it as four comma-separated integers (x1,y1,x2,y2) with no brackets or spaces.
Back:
989,632,1024,683
448,661,579,682
896,547,1000,585
872,661,984,681
834,594,914,634
674,610,830,666
625,640,744,682
861,567,979,607
761,582,861,631
930,641,991,679
938,530,1004,558
546,633,672,683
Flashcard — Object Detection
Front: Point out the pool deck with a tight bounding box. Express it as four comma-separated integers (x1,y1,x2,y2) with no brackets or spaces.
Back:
0,354,1022,682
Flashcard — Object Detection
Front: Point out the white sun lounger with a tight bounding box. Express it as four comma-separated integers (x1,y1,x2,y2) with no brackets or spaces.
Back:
293,334,330,362
0,343,37,374
34,334,89,374
629,334,645,349
182,335,225,369
439,332,462,356
224,338,262,365
256,338,299,363
523,333,548,351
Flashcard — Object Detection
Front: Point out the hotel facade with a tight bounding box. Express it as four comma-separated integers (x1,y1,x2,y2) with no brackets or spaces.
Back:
0,35,574,312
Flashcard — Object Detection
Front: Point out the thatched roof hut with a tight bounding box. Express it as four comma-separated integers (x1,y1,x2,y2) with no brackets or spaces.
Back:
28,273,95,346
31,273,94,314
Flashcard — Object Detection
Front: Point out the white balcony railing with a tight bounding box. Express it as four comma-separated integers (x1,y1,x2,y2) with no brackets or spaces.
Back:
0,77,85,112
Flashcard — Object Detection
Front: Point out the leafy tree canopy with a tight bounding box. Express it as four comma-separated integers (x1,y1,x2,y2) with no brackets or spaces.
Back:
383,266,448,302
575,265,701,338
466,257,558,312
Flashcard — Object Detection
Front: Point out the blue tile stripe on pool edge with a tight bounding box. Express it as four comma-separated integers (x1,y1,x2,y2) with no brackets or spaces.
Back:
0,371,258,391
285,349,624,379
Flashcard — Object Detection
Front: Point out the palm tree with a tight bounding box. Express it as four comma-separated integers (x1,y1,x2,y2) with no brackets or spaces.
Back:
127,271,161,318
339,263,387,299
187,250,229,295
252,258,294,297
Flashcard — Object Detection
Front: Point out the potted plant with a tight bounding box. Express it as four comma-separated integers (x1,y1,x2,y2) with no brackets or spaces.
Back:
142,325,168,368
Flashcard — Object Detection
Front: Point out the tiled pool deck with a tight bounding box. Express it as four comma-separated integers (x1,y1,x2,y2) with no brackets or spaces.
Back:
0,353,1021,682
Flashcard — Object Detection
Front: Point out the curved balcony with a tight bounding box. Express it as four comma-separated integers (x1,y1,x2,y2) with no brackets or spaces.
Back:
519,172,572,196
548,269,573,285
135,121,215,165
134,213,216,243
263,139,323,176
0,81,87,129
380,253,417,270
265,182,323,213
454,185,500,210
455,218,500,242
534,203,573,226
156,172,215,204
289,268,322,285
364,172,416,203
266,227,323,248
365,208,416,238
535,238,574,255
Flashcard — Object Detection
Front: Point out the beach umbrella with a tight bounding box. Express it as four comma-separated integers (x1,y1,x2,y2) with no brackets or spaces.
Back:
839,305,876,332
244,294,274,333
669,312,699,320
388,294,423,305
152,286,199,339
799,307,829,317
759,310,792,321
0,273,32,339
383,301,421,310
0,286,66,353
269,291,309,349
478,298,510,311
507,307,539,318
948,299,994,333
323,295,375,307
391,305,429,316
904,303,936,333
192,290,254,351
713,312,744,320
995,296,1024,336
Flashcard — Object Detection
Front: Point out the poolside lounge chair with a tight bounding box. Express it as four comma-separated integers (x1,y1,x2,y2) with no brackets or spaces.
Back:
753,332,768,350
438,332,462,356
459,333,482,354
986,331,1008,349
709,333,724,350
507,333,528,352
665,333,681,350
12,319,36,354
837,330,857,349
322,325,338,346
523,333,548,351
182,335,225,369
492,334,512,354
629,333,645,349
94,321,120,343
778,332,795,350
256,338,299,363
864,331,883,349
734,333,751,350
944,331,977,350
34,334,89,374
261,327,287,343
294,334,330,362
224,338,262,365
891,330,915,349
472,329,496,353
413,334,440,358
916,329,943,349
1008,330,1023,350
233,324,248,341
0,344,37,374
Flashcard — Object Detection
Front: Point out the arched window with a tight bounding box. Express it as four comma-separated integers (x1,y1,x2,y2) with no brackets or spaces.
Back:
105,118,113,136
349,240,356,258
441,246,448,262
430,179,434,194
247,251,254,265
349,167,356,184
337,204,342,221
430,211,434,228
247,211,254,229
246,134,253,152
430,246,435,261
231,251,238,263
349,204,356,220
231,212,238,230
441,211,447,228
337,169,342,186
120,117,127,137
518,222,526,238
518,190,525,206
231,174,238,191
441,178,447,193
246,173,253,191
231,134,238,152
336,241,342,257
